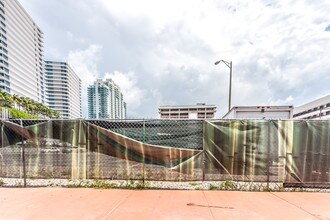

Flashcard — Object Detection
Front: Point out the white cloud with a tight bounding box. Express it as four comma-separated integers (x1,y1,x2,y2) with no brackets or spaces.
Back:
21,0,330,118
66,31,74,41
103,71,146,117
67,44,103,117
269,95,294,106
66,31,86,44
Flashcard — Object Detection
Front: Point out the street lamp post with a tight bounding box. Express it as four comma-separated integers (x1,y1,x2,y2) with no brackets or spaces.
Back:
215,60,232,112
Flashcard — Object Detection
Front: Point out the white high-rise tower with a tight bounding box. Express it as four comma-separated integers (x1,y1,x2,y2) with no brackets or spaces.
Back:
45,61,82,119
0,0,45,103
88,79,127,119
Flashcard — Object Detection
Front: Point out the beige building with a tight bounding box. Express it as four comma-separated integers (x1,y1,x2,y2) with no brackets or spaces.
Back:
159,103,216,119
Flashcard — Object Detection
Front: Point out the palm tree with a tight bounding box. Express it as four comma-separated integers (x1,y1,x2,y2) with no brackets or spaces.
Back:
20,96,29,111
0,90,6,107
34,102,43,116
51,110,60,118
12,94,23,110
44,108,51,118
6,96,13,107
3,94,13,108
27,98,37,114
0,90,13,107
0,91,61,119
37,102,51,118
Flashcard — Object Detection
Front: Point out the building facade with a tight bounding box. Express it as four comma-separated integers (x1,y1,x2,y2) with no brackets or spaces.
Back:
45,61,81,119
223,106,294,119
88,79,127,119
159,103,216,119
0,0,45,103
293,95,330,120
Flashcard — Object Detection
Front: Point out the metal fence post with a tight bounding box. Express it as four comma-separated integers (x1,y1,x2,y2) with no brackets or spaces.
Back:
143,119,146,143
142,119,146,184
267,120,271,190
20,119,27,187
85,120,89,179
202,120,205,181
1,122,3,175
142,160,145,185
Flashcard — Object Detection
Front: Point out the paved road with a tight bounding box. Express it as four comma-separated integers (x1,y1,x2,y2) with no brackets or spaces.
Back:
0,188,329,219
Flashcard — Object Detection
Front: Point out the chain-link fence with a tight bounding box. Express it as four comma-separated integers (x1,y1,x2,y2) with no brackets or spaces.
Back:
0,119,329,189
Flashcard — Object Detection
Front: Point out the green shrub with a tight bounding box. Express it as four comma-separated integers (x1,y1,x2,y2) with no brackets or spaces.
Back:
9,108,39,119
0,107,40,119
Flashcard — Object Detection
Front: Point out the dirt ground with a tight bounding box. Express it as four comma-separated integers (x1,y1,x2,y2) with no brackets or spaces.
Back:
0,188,329,219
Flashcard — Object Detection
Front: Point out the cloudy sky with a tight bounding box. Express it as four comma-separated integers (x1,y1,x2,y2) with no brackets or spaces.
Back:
20,0,330,118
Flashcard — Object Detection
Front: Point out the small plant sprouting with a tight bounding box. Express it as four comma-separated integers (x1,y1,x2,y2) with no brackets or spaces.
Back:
93,180,117,189
67,179,152,190
189,182,199,186
209,184,218,190
219,181,238,190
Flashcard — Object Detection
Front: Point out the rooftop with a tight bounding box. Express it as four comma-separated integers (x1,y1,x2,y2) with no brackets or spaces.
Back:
159,103,216,109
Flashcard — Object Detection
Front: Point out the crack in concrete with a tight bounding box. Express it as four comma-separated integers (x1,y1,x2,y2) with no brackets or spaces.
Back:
187,202,234,209
202,191,216,220
269,192,322,220
102,191,135,220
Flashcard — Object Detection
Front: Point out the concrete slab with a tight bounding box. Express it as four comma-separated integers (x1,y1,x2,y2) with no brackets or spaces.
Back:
272,192,330,220
0,188,329,220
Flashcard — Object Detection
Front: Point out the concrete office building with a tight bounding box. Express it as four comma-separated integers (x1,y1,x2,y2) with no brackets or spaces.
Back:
293,95,330,120
87,79,127,119
159,103,217,119
0,0,45,103
45,61,81,119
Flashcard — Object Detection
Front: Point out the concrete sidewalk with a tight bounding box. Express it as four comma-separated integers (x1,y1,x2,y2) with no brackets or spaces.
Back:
0,188,329,220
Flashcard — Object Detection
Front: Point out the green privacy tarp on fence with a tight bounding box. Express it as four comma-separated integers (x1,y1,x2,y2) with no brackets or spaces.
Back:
203,120,292,182
288,120,330,184
0,120,203,181
0,119,330,186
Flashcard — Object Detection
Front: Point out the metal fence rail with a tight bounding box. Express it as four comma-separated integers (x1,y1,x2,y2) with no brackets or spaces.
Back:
0,119,329,189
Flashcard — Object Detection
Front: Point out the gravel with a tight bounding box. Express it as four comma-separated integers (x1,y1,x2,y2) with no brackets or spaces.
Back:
1,178,330,192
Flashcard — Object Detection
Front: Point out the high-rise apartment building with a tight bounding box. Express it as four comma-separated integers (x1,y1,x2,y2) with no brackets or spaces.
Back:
45,61,81,119
0,0,45,103
88,79,127,119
